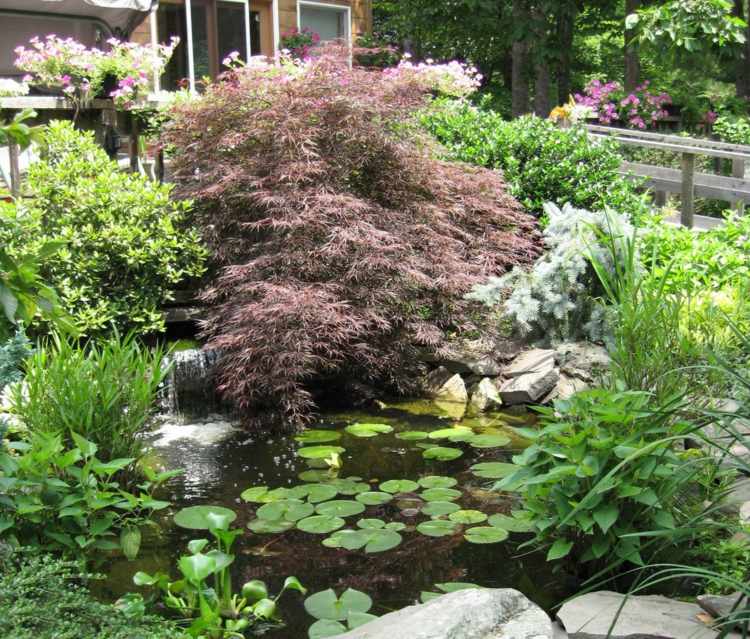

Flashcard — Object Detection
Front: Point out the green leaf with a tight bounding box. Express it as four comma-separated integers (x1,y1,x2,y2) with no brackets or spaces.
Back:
395,430,429,441
464,526,508,544
315,500,366,518
304,588,373,621
242,580,269,602
468,434,511,449
592,504,619,534
240,486,269,503
297,515,347,534
487,514,533,533
248,518,295,534
306,484,340,503
449,510,488,524
345,423,393,438
355,491,393,506
309,619,347,638
298,446,346,460
258,499,315,522
418,475,458,489
428,427,474,441
546,539,574,561
379,479,419,494
253,598,277,619
179,553,216,583
120,526,142,561
174,505,237,530
421,487,462,502
470,462,518,479
347,611,378,629
422,447,463,461
421,501,460,517
188,539,210,554
283,576,307,594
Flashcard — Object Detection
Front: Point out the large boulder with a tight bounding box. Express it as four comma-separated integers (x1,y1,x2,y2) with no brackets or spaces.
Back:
338,588,554,639
500,349,559,405
423,336,524,377
557,591,743,639
425,367,469,405
554,342,610,383
697,592,746,628
470,378,504,413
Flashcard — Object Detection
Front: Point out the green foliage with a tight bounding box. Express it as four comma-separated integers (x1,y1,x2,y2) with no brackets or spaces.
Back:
304,587,376,638
4,120,206,337
135,510,306,639
10,333,167,462
420,101,651,220
0,330,31,391
498,390,711,572
0,550,188,639
0,431,172,557
629,0,747,53
714,113,750,145
690,532,750,595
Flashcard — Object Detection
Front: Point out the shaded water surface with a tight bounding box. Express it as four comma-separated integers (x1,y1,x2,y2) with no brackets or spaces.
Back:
103,402,576,638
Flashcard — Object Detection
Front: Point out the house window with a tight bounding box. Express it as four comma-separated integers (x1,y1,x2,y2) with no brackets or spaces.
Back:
154,0,252,92
298,2,350,44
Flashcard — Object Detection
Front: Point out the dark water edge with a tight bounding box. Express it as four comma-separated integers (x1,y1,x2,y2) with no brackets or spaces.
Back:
96,401,579,638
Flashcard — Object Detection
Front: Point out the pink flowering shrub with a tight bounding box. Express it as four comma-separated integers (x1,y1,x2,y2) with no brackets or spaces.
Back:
15,35,177,109
280,27,321,59
574,79,672,129
383,55,483,98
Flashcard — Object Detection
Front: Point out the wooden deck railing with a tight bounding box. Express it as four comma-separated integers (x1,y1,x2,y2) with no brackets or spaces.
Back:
586,124,750,229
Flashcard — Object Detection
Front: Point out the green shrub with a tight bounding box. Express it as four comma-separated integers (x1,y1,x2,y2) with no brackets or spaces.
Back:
10,333,167,462
0,550,188,639
714,114,750,146
0,330,31,391
420,100,651,220
3,120,206,337
499,390,713,574
0,431,174,557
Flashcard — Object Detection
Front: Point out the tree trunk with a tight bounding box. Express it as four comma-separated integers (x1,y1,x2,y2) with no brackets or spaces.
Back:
733,0,747,97
512,0,531,117
534,62,551,116
557,5,576,103
624,0,641,91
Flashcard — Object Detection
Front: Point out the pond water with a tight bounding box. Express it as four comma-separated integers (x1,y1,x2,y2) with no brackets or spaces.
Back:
101,401,577,638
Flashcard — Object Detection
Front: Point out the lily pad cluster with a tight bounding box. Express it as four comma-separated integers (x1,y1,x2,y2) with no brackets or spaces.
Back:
241,472,531,550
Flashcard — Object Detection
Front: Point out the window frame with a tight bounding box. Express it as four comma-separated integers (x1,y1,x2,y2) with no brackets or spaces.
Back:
296,0,352,49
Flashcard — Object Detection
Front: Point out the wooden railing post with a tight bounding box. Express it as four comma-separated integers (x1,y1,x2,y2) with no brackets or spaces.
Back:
654,190,667,207
681,152,696,228
733,158,746,215
8,140,21,198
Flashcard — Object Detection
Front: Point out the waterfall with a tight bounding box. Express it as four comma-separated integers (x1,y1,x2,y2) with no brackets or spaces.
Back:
160,348,222,415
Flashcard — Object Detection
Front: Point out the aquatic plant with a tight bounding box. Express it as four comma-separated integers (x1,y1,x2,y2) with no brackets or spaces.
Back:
304,588,377,639
137,506,306,638
165,48,541,429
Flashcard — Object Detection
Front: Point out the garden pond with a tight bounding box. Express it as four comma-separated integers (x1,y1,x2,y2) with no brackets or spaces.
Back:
99,401,576,638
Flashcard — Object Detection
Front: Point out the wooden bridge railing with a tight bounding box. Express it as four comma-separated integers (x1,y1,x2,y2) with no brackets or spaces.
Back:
586,124,750,229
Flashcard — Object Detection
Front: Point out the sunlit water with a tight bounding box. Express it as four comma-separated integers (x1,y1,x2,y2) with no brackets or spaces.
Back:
100,401,576,638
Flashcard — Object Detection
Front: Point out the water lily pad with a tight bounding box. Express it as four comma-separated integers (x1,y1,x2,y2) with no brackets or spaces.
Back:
428,427,474,441
384,521,406,532
286,485,312,499
416,519,458,537
464,526,509,544
247,518,295,534
422,447,463,461
379,479,419,494
421,501,461,517
469,434,512,449
345,423,393,438
306,484,340,503
298,445,346,460
174,505,237,530
421,487,462,502
315,500,366,518
296,515,346,534
253,487,292,503
418,475,458,489
395,431,429,441
240,486,269,503
448,510,488,524
295,430,342,444
331,528,402,553
357,518,386,529
257,500,314,522
304,588,373,621
308,619,347,639
487,513,534,533
470,462,518,479
355,491,393,506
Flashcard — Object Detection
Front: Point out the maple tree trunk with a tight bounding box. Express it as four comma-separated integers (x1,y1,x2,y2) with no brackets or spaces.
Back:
512,0,531,116
624,0,641,91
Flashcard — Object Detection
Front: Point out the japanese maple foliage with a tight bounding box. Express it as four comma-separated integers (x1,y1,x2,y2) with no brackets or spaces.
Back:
165,51,541,428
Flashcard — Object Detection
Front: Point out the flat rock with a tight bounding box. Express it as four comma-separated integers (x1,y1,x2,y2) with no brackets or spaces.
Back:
720,478,750,516
554,342,610,383
470,377,504,413
503,349,556,379
338,588,553,639
546,374,589,402
741,501,750,525
697,592,746,624
557,591,742,639
500,368,560,405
